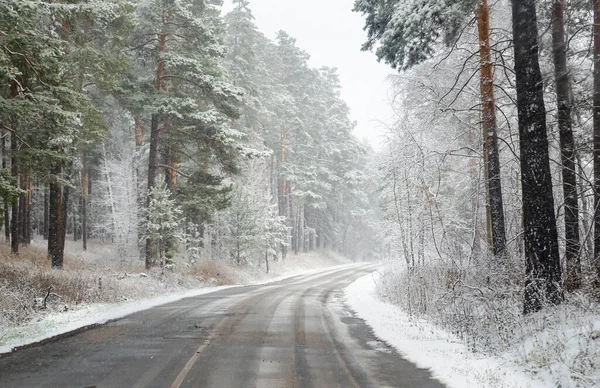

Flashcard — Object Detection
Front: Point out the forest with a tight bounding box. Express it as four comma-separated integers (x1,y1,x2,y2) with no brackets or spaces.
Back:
355,0,600,309
0,0,377,275
2,0,600,384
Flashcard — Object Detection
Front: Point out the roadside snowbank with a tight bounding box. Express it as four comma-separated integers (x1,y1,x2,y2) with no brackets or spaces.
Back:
345,272,547,388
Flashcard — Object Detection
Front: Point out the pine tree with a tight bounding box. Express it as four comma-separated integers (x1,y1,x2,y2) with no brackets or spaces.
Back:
476,0,506,258
132,0,243,268
141,182,182,269
551,0,581,291
512,0,563,313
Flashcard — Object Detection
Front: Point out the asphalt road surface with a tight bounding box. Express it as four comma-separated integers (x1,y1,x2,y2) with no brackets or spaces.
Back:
0,263,445,388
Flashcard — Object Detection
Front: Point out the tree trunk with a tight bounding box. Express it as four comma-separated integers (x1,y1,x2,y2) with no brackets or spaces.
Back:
61,163,72,252
164,143,177,189
593,0,600,289
163,142,175,264
18,181,25,242
477,0,506,258
81,152,87,250
23,180,31,245
27,182,31,243
2,129,9,244
512,0,563,313
145,25,168,270
288,185,294,256
552,0,581,291
305,206,313,251
315,215,321,249
19,180,31,245
43,187,49,240
101,144,118,241
265,250,269,274
134,115,143,147
294,198,302,255
145,114,160,269
578,156,593,260
278,128,288,260
10,135,18,254
48,160,64,268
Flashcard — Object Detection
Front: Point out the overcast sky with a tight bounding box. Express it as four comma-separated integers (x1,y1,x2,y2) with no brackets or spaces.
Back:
221,0,395,147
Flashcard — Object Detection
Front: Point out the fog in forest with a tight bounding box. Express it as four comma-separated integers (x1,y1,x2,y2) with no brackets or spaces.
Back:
1,1,600,386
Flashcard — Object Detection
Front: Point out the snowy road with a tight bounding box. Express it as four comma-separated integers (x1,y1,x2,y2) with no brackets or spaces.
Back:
0,263,443,388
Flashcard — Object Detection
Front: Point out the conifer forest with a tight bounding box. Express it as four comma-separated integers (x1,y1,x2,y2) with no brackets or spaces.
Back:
2,0,600,386
0,0,377,270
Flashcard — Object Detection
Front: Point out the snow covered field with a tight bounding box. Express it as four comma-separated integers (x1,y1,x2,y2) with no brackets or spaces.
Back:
346,272,600,388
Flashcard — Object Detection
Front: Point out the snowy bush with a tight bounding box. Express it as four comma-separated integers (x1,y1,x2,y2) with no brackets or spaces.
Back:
376,256,600,387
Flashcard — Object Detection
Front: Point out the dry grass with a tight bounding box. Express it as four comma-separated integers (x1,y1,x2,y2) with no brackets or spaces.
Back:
0,242,203,327
0,247,104,325
186,261,239,286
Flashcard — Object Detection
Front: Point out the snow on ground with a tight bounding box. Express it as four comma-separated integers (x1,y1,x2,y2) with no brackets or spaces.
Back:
345,272,547,388
0,285,237,355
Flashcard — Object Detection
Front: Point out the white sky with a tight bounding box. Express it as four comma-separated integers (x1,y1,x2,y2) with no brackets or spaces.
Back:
221,0,395,148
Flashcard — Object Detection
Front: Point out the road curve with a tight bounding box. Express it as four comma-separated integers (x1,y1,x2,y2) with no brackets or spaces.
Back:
0,263,444,388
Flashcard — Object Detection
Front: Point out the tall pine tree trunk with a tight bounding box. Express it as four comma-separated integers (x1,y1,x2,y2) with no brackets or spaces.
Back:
49,17,69,267
477,0,506,258
134,116,143,147
43,187,49,240
288,185,293,256
19,178,31,245
26,182,31,243
578,157,593,259
81,152,87,250
145,114,160,269
278,127,288,260
512,0,563,313
145,27,167,269
61,163,72,252
593,0,600,288
48,159,64,268
163,142,176,264
297,199,303,254
18,176,31,245
10,134,18,254
552,0,581,291
18,183,25,242
2,129,9,244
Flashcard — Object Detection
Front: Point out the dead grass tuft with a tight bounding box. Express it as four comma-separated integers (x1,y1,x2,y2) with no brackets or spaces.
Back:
186,261,239,286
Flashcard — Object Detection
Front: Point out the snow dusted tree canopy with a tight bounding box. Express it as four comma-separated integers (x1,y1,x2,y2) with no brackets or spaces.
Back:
354,0,475,70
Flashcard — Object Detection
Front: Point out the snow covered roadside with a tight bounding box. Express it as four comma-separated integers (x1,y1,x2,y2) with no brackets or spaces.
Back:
0,285,238,355
0,259,357,356
345,272,546,388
